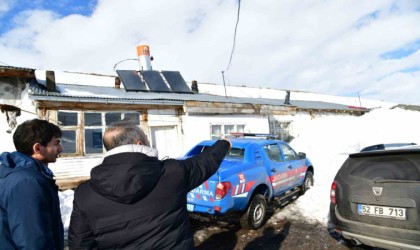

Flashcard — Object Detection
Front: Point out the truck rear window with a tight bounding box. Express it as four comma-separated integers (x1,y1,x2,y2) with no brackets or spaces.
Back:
187,146,245,159
226,147,245,158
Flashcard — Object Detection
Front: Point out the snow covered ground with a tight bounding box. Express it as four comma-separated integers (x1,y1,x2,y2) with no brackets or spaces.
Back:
59,107,420,236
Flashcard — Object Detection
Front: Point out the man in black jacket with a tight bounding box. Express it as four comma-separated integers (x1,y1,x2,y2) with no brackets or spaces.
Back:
68,121,231,249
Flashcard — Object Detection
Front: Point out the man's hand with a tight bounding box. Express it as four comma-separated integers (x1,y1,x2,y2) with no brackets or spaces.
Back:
221,138,232,149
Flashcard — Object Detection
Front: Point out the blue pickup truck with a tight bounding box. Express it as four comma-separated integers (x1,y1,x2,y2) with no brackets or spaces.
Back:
185,135,314,229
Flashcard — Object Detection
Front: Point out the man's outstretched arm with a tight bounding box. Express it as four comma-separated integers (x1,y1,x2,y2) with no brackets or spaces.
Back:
180,139,231,191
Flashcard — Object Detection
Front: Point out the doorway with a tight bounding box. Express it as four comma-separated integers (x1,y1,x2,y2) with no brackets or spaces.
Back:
150,126,180,159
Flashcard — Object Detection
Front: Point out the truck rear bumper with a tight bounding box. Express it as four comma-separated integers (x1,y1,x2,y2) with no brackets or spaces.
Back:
188,203,218,214
187,202,234,214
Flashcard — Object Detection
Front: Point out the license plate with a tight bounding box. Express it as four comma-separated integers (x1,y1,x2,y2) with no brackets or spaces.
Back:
187,204,194,212
358,204,406,220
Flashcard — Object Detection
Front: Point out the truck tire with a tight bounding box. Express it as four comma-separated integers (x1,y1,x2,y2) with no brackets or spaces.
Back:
300,171,313,195
239,194,267,229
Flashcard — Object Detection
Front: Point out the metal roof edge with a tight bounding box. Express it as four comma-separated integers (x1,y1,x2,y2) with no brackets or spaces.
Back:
28,82,369,112
30,95,184,106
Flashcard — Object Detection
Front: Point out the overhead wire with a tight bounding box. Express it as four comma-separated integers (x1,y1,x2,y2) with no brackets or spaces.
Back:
224,0,241,73
222,0,241,98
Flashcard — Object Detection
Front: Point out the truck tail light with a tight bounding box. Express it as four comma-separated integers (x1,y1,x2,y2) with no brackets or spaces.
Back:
215,182,231,200
330,181,337,204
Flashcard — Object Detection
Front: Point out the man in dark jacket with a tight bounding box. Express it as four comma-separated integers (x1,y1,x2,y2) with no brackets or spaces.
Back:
68,121,231,249
0,119,64,249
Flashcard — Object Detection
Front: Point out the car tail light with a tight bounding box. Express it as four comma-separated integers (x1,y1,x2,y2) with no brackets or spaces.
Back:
330,181,337,204
215,182,231,200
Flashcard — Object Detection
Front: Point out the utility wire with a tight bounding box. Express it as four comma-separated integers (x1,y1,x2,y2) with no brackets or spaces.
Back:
224,0,241,73
222,0,241,98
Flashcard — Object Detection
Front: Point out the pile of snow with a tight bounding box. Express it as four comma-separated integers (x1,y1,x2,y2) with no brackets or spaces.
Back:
59,190,74,238
270,107,420,225
59,107,420,233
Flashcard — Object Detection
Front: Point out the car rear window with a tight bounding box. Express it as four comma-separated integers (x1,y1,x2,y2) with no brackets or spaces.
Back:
348,155,420,181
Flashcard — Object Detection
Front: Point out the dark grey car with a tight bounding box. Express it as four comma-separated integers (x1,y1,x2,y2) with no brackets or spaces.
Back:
329,147,420,249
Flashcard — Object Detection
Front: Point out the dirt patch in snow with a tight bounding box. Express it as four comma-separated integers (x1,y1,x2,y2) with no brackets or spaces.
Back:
191,210,378,250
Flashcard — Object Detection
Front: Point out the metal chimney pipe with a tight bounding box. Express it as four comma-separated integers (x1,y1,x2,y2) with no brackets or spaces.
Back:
46,70,57,92
284,91,291,105
191,80,198,94
114,77,121,89
136,45,152,71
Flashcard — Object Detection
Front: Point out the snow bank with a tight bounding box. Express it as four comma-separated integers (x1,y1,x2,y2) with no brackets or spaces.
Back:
59,190,74,238
271,107,420,225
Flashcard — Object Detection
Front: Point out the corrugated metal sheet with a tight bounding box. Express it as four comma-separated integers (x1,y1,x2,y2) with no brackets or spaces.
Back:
29,82,368,112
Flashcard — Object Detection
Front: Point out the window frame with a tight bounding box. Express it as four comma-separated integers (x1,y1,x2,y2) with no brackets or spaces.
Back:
269,120,293,142
57,110,141,157
210,124,246,139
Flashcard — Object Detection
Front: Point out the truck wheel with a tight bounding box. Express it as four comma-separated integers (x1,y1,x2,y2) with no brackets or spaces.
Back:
300,171,313,195
240,194,267,229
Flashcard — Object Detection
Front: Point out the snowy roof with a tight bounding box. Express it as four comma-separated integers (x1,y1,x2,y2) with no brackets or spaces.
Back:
0,65,35,78
0,65,35,71
28,81,367,112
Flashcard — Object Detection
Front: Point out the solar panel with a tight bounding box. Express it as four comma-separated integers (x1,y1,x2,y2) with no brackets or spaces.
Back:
141,71,171,92
116,70,148,92
161,71,192,93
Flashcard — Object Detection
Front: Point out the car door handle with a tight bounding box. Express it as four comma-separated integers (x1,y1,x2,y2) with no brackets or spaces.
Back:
271,168,277,172
288,165,293,169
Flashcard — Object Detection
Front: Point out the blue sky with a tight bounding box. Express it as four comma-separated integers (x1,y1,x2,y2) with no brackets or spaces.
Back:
380,39,420,59
0,0,97,33
0,0,419,105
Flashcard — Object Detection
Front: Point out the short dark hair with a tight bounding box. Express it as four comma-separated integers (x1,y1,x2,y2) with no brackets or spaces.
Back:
103,121,150,151
13,119,62,155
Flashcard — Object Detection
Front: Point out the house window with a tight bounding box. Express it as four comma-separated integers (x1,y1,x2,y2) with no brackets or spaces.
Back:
122,113,140,124
61,130,77,154
211,125,222,140
105,112,140,125
58,111,79,155
58,110,141,156
269,121,293,142
225,125,235,134
237,125,245,133
85,113,101,126
105,113,121,125
58,112,78,126
210,124,246,139
84,112,104,154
